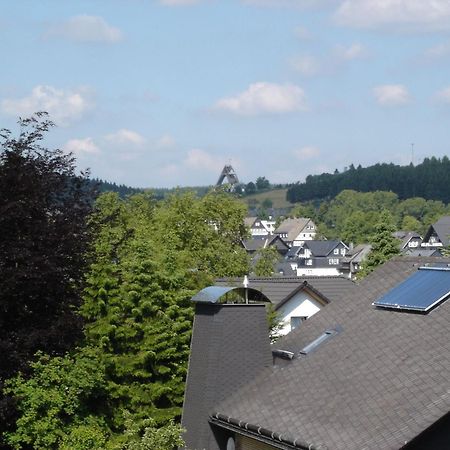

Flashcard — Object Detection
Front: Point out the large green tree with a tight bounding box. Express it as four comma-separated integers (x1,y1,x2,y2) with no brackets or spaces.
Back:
7,189,249,449
0,114,96,446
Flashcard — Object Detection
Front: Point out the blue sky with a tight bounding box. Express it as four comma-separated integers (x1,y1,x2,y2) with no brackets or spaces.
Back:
1,0,450,187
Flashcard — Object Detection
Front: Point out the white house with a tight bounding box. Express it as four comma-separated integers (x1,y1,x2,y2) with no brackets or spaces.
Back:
274,217,316,246
244,217,276,237
215,276,354,336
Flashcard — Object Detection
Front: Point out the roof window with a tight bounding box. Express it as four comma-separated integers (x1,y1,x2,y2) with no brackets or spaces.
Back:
299,328,340,355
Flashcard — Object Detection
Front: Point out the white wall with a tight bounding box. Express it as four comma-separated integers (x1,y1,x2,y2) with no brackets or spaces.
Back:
296,267,341,277
276,291,322,336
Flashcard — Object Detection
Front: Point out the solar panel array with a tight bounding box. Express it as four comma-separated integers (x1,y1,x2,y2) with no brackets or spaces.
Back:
373,266,450,312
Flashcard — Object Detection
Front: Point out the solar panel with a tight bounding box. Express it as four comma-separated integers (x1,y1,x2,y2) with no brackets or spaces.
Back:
373,266,450,312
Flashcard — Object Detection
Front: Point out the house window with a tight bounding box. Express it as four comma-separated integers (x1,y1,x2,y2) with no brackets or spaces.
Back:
290,316,307,331
306,259,312,266
333,249,339,255
329,258,339,265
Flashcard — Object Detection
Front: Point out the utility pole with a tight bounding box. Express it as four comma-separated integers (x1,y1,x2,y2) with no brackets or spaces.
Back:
411,143,414,166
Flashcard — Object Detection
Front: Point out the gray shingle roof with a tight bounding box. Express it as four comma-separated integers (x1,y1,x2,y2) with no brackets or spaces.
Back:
215,276,355,308
303,240,345,257
275,218,312,241
213,257,450,450
242,236,289,252
244,216,257,228
404,248,443,257
430,216,450,247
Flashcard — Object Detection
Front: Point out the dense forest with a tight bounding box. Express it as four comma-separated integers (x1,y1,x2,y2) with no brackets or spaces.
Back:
286,157,450,204
92,179,143,198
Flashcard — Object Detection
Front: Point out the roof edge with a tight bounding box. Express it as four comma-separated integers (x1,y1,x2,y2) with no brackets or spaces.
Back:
210,412,328,450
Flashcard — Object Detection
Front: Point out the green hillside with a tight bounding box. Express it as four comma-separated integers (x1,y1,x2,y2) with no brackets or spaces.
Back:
242,188,292,210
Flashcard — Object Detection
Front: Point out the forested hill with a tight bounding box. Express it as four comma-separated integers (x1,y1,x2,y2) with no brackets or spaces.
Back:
286,157,450,204
91,178,143,197
92,179,212,199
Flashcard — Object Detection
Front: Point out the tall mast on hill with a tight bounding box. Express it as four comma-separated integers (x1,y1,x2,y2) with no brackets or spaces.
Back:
216,165,239,190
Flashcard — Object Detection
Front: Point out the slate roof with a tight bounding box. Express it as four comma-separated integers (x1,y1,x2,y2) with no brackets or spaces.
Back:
393,231,422,250
212,257,450,450
215,276,354,308
303,240,346,257
286,245,301,258
242,236,289,252
342,244,371,264
275,217,312,241
244,216,257,228
404,248,443,257
182,303,272,450
427,216,450,247
275,261,297,277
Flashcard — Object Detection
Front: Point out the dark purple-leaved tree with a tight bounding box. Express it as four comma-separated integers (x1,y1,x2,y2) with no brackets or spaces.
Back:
0,113,96,448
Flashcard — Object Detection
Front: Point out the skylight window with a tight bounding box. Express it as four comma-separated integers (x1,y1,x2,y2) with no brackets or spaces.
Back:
299,328,339,355
373,266,450,313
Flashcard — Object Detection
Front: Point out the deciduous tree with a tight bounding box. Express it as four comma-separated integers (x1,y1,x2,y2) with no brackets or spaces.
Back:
0,114,96,446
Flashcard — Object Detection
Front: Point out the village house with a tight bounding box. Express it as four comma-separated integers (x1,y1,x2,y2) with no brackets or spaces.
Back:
421,216,450,249
274,217,316,246
216,276,354,336
286,240,349,277
244,217,276,237
393,231,423,252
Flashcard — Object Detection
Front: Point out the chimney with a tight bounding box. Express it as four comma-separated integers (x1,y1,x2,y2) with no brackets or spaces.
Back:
181,287,272,450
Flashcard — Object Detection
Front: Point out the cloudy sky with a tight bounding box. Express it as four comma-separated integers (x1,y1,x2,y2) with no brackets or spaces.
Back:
1,0,450,188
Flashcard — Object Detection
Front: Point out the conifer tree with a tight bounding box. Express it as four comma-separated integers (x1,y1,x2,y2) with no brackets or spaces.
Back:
358,210,400,278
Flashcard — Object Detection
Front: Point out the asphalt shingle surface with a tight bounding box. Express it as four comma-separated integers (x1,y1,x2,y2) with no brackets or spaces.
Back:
214,257,450,450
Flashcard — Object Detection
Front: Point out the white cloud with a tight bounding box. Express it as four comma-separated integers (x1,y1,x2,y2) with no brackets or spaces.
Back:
185,148,225,172
290,55,320,76
334,43,366,61
335,0,450,32
294,26,312,40
436,86,450,103
373,84,411,107
105,129,146,146
157,134,176,148
293,146,321,160
425,41,450,59
63,138,100,156
45,15,123,43
161,163,180,176
1,85,93,126
215,82,307,115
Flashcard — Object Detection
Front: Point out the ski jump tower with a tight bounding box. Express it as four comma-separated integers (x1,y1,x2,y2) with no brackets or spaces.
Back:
216,165,240,191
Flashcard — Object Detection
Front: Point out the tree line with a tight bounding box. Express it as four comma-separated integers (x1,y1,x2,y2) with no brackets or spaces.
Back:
286,157,450,204
291,189,450,245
